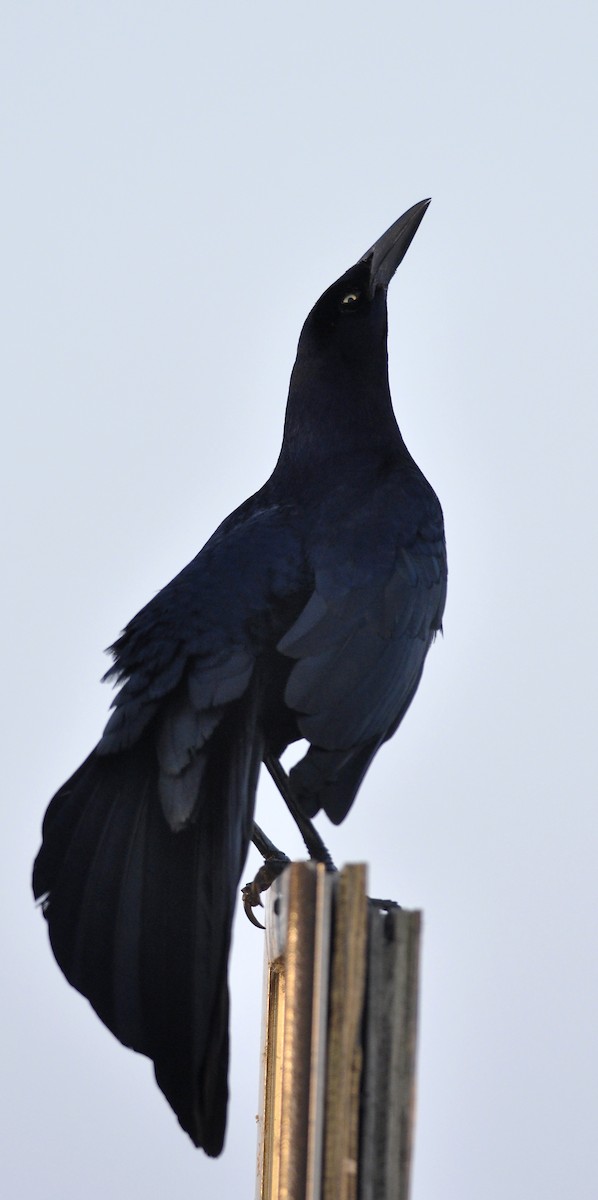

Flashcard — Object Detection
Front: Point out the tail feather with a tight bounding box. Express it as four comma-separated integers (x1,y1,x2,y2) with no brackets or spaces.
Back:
33,689,262,1155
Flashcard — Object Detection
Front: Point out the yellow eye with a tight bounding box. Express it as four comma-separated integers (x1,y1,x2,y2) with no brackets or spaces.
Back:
341,291,361,309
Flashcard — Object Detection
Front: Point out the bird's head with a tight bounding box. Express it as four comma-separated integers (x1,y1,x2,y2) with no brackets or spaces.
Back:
295,199,430,376
280,200,431,468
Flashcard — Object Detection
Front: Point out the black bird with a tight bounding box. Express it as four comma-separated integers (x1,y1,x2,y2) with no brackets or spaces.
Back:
33,200,447,1155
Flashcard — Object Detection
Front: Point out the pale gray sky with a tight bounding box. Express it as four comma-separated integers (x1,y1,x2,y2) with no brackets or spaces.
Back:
3,2,598,1197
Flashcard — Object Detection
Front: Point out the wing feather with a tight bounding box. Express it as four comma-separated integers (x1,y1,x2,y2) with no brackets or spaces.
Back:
280,537,446,820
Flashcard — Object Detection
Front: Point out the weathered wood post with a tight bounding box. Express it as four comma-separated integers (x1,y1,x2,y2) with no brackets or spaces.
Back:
255,862,422,1200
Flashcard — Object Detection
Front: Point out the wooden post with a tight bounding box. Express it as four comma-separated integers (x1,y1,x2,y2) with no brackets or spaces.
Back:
359,907,421,1200
255,863,422,1200
322,864,368,1200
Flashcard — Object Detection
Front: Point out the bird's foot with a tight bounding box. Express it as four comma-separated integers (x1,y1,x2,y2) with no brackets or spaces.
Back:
242,850,291,929
244,821,292,928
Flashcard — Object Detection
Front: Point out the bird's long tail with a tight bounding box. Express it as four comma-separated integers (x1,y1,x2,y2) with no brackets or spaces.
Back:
32,690,262,1155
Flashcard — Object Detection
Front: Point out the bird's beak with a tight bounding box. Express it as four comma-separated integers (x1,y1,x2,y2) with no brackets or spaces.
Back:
362,199,431,296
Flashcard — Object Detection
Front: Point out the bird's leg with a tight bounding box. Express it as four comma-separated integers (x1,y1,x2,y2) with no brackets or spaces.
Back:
242,759,337,928
243,822,292,929
262,763,400,911
251,821,289,863
265,755,336,873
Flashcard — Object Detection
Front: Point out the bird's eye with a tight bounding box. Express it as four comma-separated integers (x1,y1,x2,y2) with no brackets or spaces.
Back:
340,290,361,310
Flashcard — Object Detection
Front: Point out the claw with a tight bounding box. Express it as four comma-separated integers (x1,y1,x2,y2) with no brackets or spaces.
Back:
241,851,291,929
242,881,266,929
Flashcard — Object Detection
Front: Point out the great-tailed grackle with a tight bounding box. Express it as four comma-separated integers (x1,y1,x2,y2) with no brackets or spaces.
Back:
33,200,447,1155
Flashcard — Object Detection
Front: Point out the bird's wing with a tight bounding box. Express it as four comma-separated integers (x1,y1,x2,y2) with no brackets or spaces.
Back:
99,499,306,831
278,534,447,822
100,622,255,832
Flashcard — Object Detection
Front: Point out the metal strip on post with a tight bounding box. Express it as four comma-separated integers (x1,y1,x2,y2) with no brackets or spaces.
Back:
255,864,422,1200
